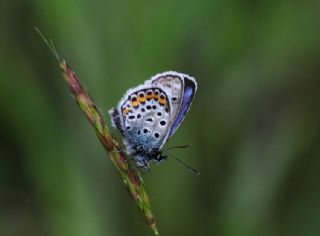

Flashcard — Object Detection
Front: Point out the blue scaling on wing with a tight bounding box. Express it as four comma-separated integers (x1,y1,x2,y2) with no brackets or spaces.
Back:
112,85,172,155
168,76,197,138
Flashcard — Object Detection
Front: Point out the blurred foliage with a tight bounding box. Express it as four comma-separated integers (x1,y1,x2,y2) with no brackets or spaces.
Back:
1,0,320,236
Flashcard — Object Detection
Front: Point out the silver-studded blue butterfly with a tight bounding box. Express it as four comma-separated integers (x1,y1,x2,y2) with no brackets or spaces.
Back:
109,71,197,171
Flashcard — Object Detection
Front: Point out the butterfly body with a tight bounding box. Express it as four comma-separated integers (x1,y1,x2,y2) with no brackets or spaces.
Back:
109,71,197,171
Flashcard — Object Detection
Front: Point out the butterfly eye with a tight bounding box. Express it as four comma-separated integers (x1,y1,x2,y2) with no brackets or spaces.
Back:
172,97,177,102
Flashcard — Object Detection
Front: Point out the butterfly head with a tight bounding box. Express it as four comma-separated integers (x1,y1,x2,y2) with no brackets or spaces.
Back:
133,149,168,172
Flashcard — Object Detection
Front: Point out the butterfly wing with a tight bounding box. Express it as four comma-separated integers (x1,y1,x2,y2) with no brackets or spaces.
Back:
109,71,197,154
167,75,197,137
147,72,197,138
109,84,172,154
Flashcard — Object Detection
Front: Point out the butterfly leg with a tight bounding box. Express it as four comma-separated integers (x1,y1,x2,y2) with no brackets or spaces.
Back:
134,158,150,174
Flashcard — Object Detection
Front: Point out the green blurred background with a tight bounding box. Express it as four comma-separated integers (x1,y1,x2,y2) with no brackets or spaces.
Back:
1,0,320,235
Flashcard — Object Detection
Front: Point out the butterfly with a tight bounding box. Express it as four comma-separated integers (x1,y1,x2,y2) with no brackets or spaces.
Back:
109,71,197,172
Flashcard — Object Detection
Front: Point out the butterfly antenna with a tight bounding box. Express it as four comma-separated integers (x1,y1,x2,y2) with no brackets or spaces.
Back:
164,144,192,151
167,153,199,176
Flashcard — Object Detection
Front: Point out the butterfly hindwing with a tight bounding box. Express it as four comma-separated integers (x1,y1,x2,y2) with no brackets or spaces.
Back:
113,85,172,154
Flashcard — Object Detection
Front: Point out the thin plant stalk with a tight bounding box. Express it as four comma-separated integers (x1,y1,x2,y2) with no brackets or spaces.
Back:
35,28,159,235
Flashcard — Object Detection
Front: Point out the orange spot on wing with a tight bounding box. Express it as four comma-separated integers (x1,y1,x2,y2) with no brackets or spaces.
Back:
153,94,159,100
146,92,153,99
131,100,139,107
122,108,130,115
138,96,146,103
159,98,166,106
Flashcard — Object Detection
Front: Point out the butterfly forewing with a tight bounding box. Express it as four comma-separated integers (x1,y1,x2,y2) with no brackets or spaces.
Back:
167,75,197,137
147,72,197,138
